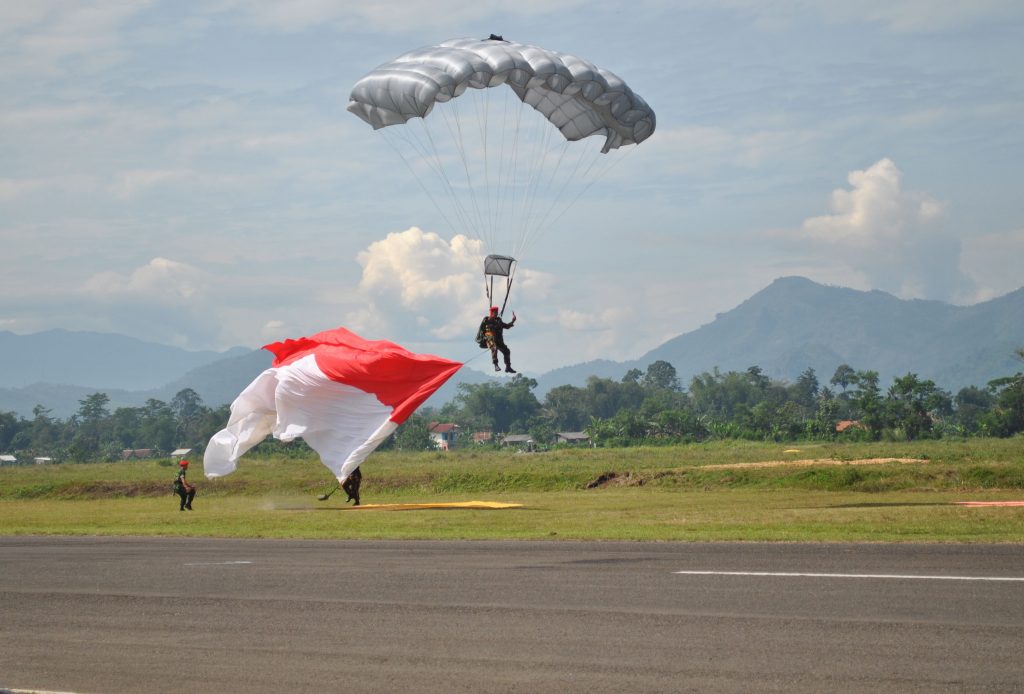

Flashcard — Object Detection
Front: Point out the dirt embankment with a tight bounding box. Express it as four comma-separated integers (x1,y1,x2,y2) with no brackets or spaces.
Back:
586,458,926,488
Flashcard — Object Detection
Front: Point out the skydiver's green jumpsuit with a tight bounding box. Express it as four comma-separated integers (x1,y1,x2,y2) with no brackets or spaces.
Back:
174,466,196,511
478,314,516,372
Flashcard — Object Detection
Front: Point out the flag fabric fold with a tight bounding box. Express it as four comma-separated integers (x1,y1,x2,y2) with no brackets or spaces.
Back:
204,327,462,483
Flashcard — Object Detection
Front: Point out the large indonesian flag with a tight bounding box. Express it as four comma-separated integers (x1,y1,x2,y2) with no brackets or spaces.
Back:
204,327,462,483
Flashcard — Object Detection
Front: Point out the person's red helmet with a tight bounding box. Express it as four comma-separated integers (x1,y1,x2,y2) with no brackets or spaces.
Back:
179,459,189,467
489,306,499,315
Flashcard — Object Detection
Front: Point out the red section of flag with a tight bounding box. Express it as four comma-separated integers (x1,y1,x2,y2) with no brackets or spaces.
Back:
263,327,463,424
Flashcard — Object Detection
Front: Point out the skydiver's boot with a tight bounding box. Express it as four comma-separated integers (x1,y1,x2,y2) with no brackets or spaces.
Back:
505,364,516,374
493,362,501,372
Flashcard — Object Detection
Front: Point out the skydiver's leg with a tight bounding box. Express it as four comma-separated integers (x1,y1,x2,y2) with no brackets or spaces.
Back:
342,467,362,505
185,488,195,510
176,489,187,510
497,341,514,372
487,338,500,371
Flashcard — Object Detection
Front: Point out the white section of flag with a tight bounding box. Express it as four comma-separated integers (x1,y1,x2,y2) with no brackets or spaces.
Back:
204,354,398,483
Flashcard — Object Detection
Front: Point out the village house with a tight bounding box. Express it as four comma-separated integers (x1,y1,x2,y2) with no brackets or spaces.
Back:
501,434,534,451
555,431,591,446
428,422,459,450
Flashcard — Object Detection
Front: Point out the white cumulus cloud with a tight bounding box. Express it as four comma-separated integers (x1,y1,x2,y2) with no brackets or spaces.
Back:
80,257,202,301
800,158,972,301
349,226,552,343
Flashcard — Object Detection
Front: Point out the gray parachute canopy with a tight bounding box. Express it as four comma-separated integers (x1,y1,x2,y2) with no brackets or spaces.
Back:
347,37,656,153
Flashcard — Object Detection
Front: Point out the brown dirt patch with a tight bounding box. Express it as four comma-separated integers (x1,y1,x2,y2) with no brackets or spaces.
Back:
584,458,927,489
586,471,647,489
701,457,925,470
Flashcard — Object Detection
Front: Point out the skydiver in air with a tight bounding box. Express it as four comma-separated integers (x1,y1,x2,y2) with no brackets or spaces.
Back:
477,306,517,373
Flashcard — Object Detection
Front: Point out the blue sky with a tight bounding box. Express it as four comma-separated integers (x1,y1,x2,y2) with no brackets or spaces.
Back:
2,1,1022,374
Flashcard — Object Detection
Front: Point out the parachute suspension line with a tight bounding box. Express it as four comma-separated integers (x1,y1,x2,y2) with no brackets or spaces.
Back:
536,141,638,237
493,87,511,255
526,103,567,255
516,110,549,254
505,109,534,259
516,119,565,261
382,94,479,241
518,139,574,257
506,92,526,258
380,128,469,242
500,262,516,317
472,88,494,252
483,263,516,317
520,142,600,255
420,108,484,243
520,132,569,256
413,99,475,246
436,98,488,252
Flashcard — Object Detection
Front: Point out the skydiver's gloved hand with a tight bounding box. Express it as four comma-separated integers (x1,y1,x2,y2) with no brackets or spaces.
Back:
511,312,517,325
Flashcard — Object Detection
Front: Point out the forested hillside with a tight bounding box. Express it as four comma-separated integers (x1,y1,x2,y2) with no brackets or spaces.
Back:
538,277,1024,394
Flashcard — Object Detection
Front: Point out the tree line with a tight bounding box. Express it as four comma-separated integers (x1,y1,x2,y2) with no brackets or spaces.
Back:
0,389,230,464
428,351,1024,447
1,351,1022,462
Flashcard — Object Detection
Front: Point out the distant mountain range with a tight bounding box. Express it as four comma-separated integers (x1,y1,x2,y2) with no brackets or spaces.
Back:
0,329,250,390
536,276,1024,394
2,277,1022,419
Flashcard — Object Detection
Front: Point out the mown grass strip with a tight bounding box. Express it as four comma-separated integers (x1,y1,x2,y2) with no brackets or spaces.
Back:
0,438,1021,542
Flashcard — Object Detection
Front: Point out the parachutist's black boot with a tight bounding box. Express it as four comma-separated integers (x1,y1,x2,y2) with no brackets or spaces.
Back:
493,362,500,372
505,365,516,373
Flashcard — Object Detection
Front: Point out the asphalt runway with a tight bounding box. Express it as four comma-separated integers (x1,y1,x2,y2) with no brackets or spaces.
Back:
2,537,1023,693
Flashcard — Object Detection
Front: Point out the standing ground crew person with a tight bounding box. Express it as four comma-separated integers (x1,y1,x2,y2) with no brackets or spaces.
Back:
477,306,517,373
174,459,196,511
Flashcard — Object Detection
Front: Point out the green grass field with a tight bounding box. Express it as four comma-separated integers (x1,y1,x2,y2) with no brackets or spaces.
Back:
1,439,1022,542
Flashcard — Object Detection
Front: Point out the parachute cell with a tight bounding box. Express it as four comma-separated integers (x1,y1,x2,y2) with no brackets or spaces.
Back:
347,37,656,153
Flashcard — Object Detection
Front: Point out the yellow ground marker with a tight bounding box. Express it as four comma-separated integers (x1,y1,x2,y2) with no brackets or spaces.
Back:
348,500,523,511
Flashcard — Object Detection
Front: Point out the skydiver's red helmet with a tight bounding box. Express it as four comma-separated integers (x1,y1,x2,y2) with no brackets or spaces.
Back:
489,306,499,315
179,459,189,467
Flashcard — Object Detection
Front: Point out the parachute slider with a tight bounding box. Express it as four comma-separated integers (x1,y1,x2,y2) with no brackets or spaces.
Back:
483,255,516,315
484,254,516,277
